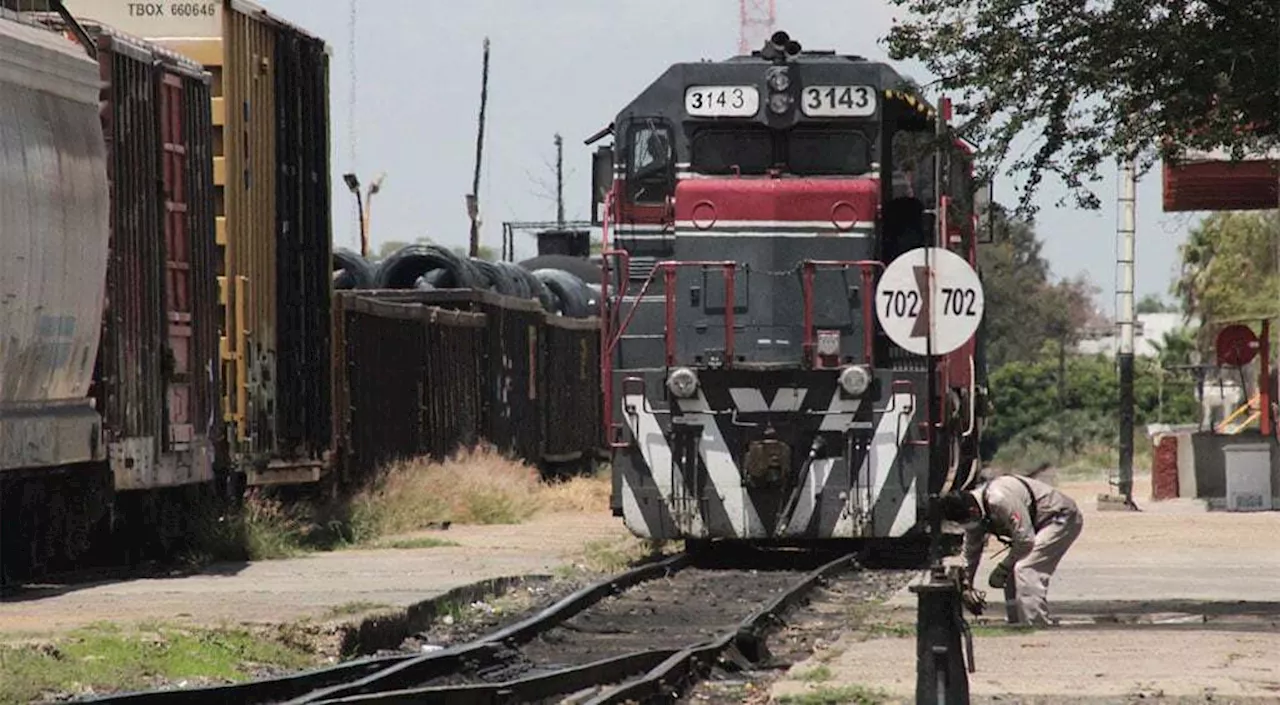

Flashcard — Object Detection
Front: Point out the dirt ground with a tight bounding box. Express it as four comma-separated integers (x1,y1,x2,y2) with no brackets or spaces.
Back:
771,472,1280,703
0,512,631,638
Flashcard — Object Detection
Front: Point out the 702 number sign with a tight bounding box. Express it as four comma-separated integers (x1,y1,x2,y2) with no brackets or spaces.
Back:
879,287,979,319
801,85,876,117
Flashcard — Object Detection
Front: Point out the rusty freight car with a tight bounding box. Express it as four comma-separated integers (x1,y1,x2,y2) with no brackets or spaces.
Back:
60,0,336,487
35,16,226,567
1,8,227,584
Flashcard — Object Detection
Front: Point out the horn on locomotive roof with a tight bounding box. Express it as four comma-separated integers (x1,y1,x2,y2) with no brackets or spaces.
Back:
760,30,801,61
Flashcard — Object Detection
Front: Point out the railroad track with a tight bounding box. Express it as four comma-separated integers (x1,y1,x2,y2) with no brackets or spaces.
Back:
83,548,867,705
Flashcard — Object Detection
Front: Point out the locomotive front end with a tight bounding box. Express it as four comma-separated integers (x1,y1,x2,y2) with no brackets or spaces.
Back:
598,32,982,546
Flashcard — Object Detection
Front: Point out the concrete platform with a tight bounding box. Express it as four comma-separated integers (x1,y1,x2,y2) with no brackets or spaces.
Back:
0,512,631,637
778,473,1280,703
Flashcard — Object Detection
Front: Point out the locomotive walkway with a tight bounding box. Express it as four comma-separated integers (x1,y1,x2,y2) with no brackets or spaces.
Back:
773,472,1280,703
0,512,630,637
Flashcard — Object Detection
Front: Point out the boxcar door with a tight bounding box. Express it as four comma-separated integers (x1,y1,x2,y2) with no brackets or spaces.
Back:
160,71,195,449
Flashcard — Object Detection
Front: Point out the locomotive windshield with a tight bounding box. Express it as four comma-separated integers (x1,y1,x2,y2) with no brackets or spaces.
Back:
688,126,874,177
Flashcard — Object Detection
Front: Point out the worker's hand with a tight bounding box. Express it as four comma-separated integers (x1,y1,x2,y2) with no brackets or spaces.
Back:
961,588,986,616
988,561,1011,590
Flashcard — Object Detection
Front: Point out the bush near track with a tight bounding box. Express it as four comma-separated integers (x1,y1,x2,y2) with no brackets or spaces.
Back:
190,445,612,562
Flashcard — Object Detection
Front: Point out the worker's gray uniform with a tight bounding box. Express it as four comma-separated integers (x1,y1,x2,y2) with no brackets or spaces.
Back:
960,474,1084,626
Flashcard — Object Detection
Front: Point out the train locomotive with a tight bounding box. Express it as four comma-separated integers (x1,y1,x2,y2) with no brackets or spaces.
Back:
589,32,991,548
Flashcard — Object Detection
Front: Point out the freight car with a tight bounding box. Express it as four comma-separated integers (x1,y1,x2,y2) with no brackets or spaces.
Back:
0,8,225,584
588,32,991,549
60,0,336,488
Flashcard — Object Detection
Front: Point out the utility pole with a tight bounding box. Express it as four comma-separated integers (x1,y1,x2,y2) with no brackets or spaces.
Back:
1115,155,1138,510
467,37,490,258
555,133,565,228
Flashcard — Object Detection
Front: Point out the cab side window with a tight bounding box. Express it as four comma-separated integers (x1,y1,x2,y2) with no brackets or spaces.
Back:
627,120,674,205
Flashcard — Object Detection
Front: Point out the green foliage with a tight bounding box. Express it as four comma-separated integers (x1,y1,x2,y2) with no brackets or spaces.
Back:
984,351,1200,466
884,0,1280,217
777,685,891,705
1136,294,1177,315
1174,211,1280,351
977,209,1099,368
0,623,317,703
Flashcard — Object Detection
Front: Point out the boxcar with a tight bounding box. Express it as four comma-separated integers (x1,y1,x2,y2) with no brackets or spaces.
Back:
60,0,336,487
37,15,224,494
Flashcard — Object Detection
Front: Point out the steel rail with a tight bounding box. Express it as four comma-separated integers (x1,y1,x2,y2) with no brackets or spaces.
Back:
80,552,689,705
306,650,680,704
585,551,859,704
304,552,859,705
283,552,690,704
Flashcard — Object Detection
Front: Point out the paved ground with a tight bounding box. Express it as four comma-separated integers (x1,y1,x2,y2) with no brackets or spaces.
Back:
773,472,1280,703
0,512,630,637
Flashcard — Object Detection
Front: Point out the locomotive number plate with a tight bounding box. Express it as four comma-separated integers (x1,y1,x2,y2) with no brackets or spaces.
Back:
800,85,877,117
685,86,760,117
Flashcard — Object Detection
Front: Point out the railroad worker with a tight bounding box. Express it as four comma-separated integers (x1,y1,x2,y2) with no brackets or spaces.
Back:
939,472,1084,627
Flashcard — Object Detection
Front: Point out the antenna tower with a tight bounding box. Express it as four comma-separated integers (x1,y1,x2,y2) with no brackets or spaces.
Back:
347,0,359,247
739,0,776,55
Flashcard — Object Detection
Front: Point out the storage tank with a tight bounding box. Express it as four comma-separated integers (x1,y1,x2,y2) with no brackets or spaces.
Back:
59,0,335,486
0,11,110,471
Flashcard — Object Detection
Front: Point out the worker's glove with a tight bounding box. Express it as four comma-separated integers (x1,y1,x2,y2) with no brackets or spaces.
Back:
961,588,986,616
988,561,1011,590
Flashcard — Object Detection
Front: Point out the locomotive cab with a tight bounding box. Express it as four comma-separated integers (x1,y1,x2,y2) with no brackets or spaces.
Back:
592,32,988,546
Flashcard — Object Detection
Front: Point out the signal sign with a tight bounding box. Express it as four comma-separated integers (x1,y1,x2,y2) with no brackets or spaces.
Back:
875,247,985,357
1216,324,1259,367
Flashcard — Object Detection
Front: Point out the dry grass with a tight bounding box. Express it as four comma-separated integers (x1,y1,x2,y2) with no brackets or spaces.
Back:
220,445,614,560
344,446,547,540
542,469,614,514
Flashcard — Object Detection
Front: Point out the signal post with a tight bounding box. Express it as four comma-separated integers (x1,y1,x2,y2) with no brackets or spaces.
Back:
877,244,983,704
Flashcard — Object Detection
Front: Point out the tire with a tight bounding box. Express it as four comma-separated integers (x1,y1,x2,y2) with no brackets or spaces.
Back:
333,248,376,289
511,265,557,312
375,243,482,290
517,254,603,285
469,258,522,297
532,268,593,318
493,261,533,299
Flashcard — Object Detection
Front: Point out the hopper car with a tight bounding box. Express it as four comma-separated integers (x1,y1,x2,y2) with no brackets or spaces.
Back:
589,31,992,551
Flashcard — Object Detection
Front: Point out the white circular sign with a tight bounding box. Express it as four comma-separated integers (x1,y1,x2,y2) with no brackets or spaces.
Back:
875,247,985,356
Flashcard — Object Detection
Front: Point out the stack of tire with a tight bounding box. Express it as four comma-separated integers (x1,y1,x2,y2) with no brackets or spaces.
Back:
333,244,599,319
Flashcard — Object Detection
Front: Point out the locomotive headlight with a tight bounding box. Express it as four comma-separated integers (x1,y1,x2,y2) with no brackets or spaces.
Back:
838,365,872,397
768,92,792,114
766,67,791,91
667,367,699,398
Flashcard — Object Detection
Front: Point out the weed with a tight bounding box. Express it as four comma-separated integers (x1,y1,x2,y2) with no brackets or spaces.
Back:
796,664,833,682
777,684,891,704
369,536,460,550
323,602,394,619
572,536,673,574
863,622,914,639
186,445,613,564
970,623,1038,637
0,623,318,703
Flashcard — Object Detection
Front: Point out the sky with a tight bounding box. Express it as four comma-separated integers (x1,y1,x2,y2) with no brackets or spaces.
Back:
256,0,1208,315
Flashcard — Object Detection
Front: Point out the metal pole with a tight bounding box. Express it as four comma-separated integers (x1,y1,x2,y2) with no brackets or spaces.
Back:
468,38,490,258
1117,155,1136,506
555,133,565,229
356,189,367,258
911,96,971,705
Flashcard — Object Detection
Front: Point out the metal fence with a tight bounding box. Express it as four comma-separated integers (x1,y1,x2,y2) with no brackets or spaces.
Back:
333,290,602,489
